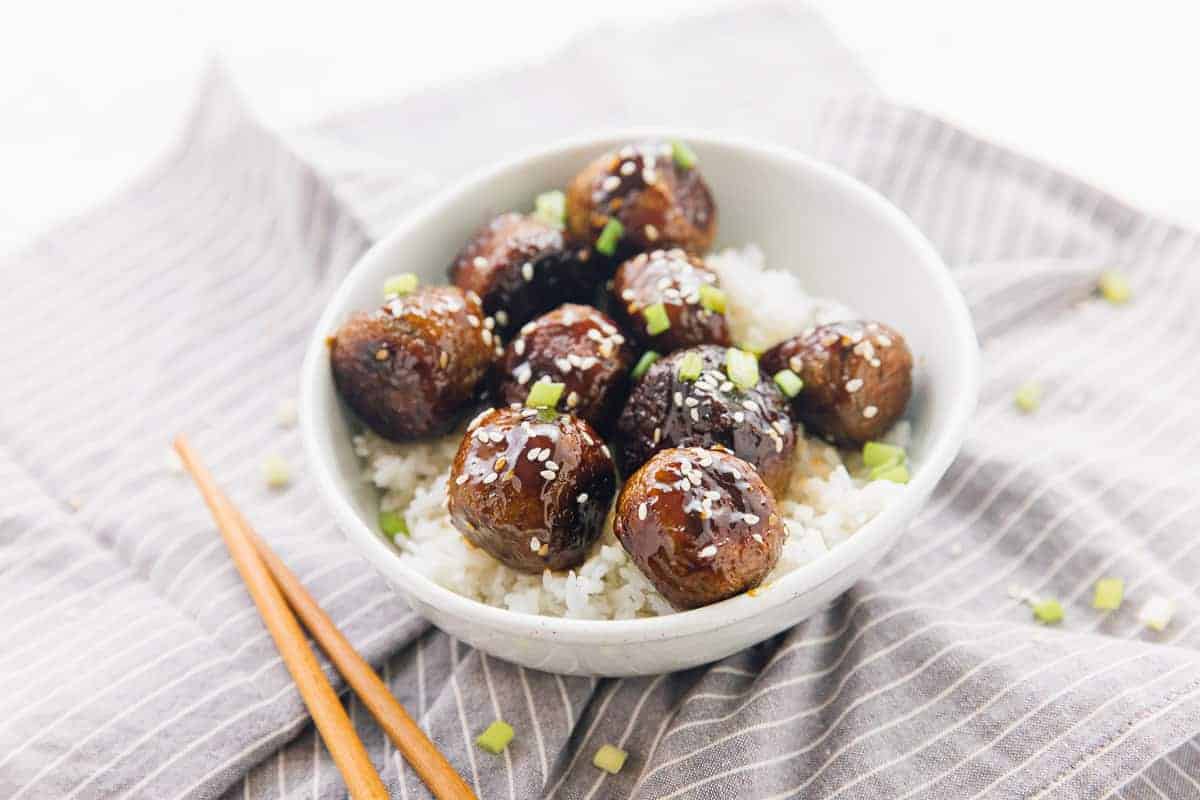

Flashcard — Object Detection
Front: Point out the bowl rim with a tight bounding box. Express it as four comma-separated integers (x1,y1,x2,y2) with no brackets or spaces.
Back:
300,128,980,645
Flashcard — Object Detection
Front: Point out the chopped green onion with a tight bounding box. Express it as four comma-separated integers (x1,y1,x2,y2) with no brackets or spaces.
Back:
533,190,566,229
1098,270,1131,304
475,721,514,754
643,303,671,336
725,348,759,390
1093,577,1124,611
773,369,804,399
863,441,906,469
383,273,419,298
677,352,703,382
671,139,697,170
632,351,660,379
1139,594,1175,631
592,744,628,774
1032,598,1064,624
596,219,624,256
1014,381,1042,413
698,285,726,314
870,463,910,484
263,455,291,489
526,381,565,409
379,510,408,537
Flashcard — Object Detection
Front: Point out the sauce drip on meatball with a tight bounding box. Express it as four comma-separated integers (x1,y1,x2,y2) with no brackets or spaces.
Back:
614,447,786,609
447,407,617,573
494,304,634,430
330,286,494,441
616,345,796,494
760,321,913,446
611,248,730,353
566,142,717,257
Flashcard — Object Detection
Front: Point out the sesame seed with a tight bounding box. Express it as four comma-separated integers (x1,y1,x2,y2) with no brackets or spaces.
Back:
690,409,700,422
521,322,536,335
698,545,718,558
483,317,496,331
472,256,488,268
582,432,594,445
643,167,657,184
521,262,534,281
555,357,572,372
599,340,615,358
489,431,504,443
527,448,542,461
685,397,699,407
580,356,598,370
638,502,648,520
742,400,758,411
530,536,541,552
455,474,469,485
876,335,892,347
538,449,551,462
674,392,683,407
375,348,389,361
653,427,661,444
494,457,507,471
516,366,532,385
482,329,493,346
720,381,734,392
846,378,864,392
540,470,557,481
439,351,449,369
602,175,621,192
544,460,559,471
577,493,589,504
645,224,659,241
863,405,879,418
567,391,579,408
601,444,612,458
699,456,713,467
514,339,526,356
495,310,509,326
752,533,764,544
467,315,480,327
743,513,761,525
620,160,636,175
870,358,882,368
483,472,498,484
771,420,788,435
734,412,745,423
587,328,604,342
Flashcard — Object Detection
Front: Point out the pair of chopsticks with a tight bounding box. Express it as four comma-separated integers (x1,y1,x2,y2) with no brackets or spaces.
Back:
174,436,475,800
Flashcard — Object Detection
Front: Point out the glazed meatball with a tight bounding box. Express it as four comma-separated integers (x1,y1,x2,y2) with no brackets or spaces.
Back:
330,287,494,441
760,321,913,447
494,304,634,430
449,212,599,337
614,447,785,610
610,248,730,353
616,346,796,494
566,142,716,257
447,407,617,573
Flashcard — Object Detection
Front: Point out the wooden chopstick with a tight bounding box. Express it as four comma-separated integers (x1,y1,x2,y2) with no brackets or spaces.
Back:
173,436,389,800
230,507,477,800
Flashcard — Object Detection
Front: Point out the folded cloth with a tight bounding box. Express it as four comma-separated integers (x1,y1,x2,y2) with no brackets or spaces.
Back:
3,4,1200,799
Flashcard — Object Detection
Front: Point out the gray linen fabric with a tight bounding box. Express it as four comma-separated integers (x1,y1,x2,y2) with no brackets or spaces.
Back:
4,4,1200,799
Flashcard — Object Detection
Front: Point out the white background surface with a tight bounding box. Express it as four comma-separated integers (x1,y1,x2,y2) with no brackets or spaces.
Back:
3,0,1197,255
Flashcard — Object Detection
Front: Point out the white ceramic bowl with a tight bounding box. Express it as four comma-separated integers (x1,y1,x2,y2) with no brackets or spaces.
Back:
301,131,979,677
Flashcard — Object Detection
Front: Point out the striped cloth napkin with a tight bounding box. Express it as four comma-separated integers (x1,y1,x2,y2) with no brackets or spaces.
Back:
3,5,1200,798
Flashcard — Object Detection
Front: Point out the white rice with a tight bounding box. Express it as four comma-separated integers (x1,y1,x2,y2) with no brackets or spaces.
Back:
354,245,909,619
